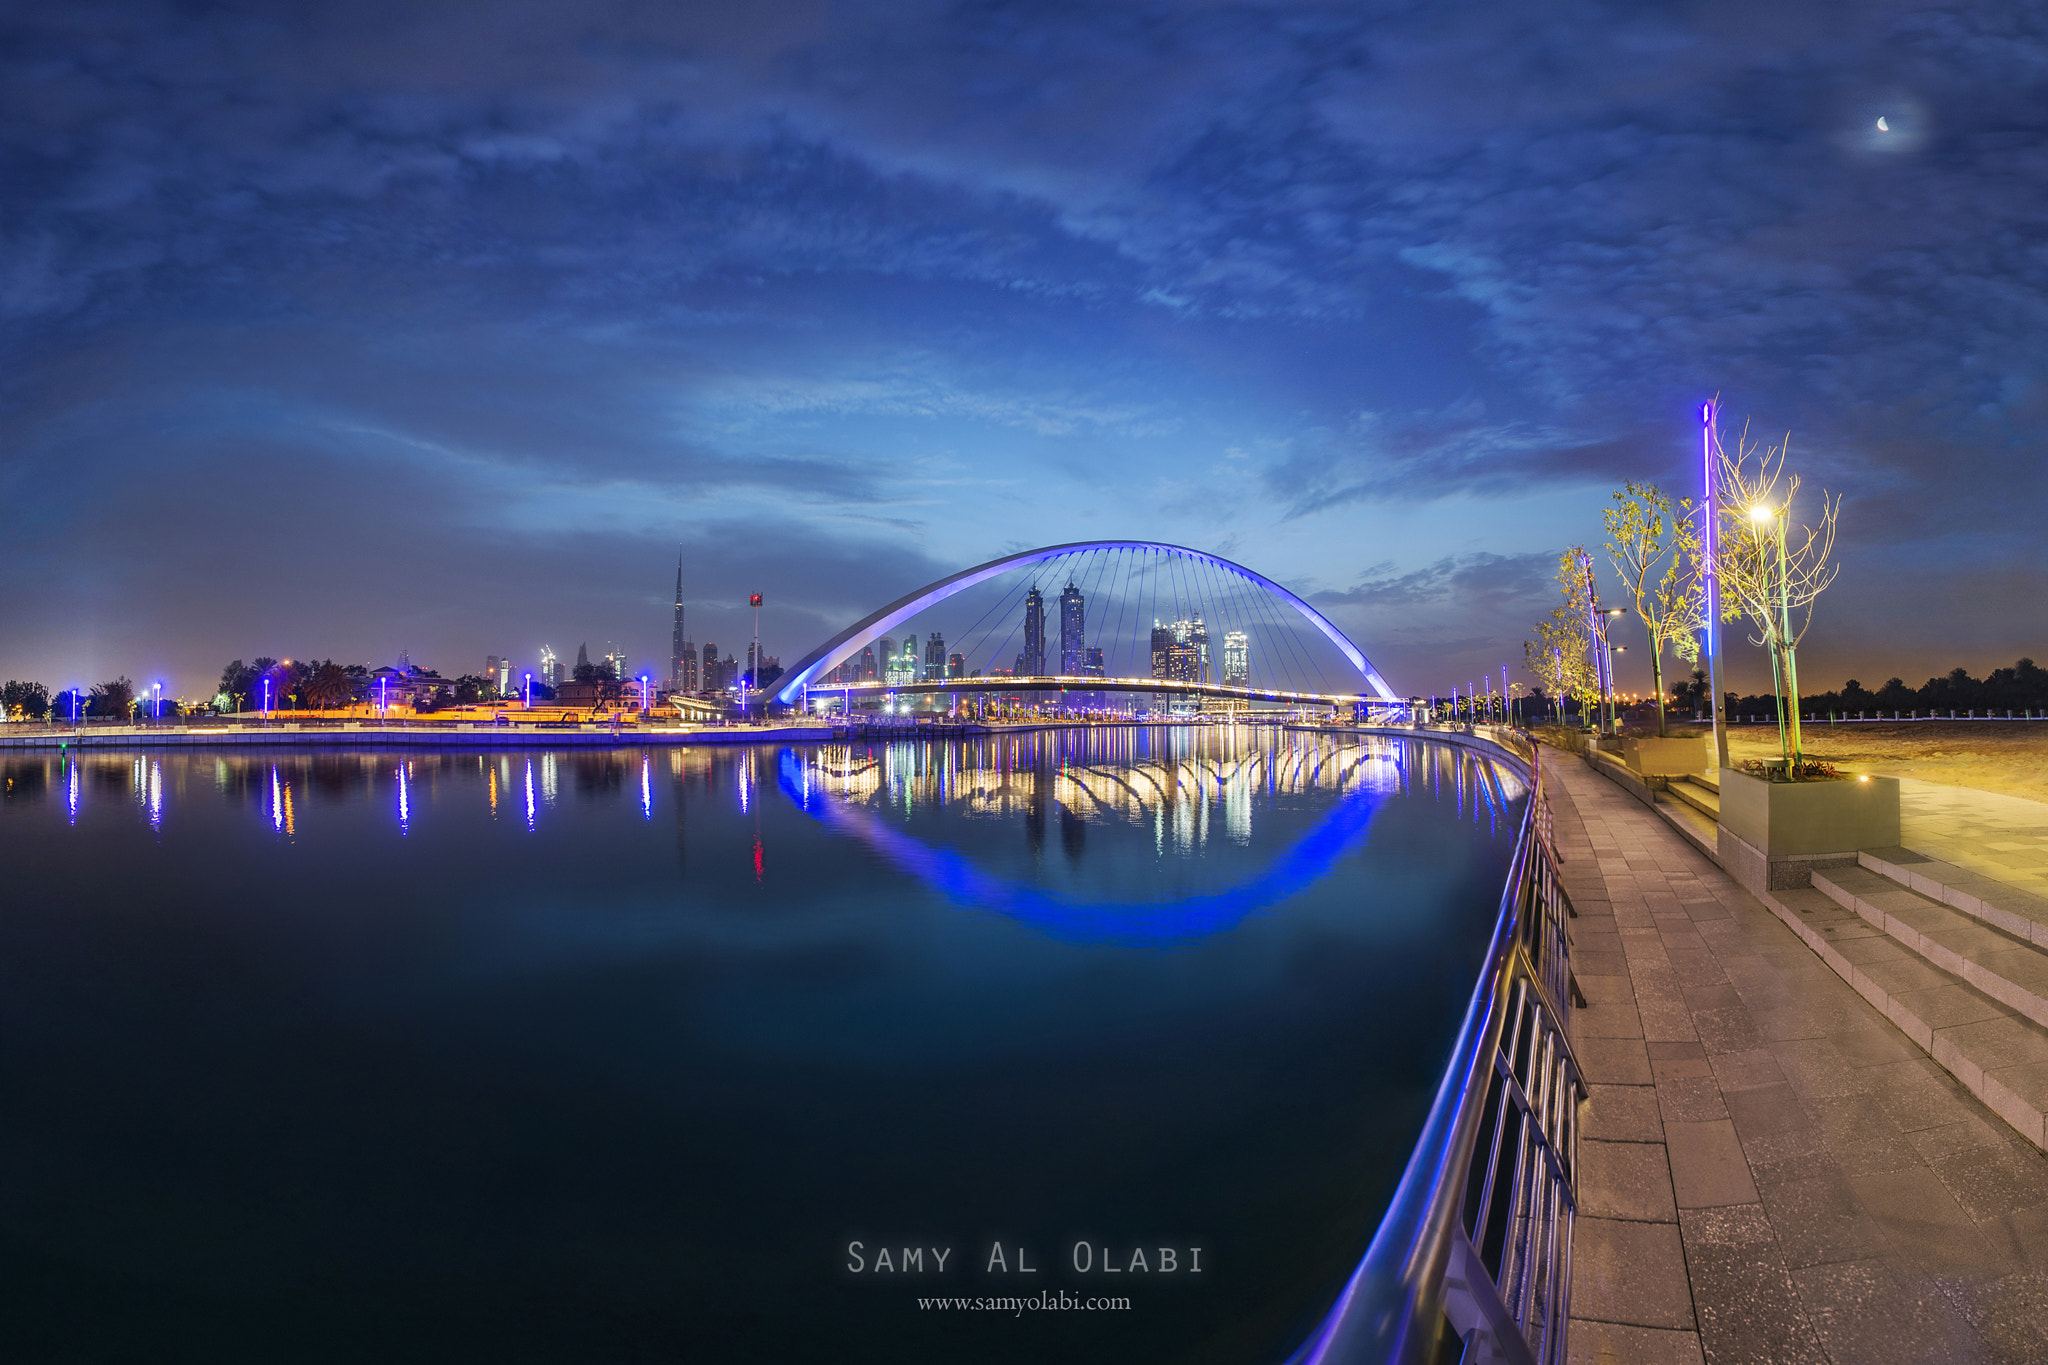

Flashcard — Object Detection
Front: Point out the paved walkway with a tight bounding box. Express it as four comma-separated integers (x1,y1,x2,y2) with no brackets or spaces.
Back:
1552,750,2048,1365
1901,780,2048,898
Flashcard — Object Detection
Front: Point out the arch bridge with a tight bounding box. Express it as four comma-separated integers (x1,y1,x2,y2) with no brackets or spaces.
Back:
770,541,1403,713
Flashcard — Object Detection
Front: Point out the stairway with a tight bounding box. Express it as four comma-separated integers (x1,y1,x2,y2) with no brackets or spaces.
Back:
1781,849,2048,1150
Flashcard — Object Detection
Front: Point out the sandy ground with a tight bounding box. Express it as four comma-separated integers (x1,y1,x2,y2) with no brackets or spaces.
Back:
1721,721,2048,805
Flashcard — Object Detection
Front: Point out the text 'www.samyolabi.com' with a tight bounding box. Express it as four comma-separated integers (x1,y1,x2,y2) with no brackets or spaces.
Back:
915,1292,1132,1315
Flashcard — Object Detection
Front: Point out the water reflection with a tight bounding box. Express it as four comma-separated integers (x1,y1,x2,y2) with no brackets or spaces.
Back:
775,729,1524,945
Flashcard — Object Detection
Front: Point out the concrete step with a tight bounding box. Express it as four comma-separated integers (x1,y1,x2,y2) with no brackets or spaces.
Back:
1690,769,1720,795
1772,882,2048,1151
1813,865,2048,1034
1663,776,1719,820
1859,847,2048,950
1649,787,1717,859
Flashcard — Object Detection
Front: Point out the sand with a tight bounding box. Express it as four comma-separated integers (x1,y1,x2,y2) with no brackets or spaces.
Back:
1718,721,2048,804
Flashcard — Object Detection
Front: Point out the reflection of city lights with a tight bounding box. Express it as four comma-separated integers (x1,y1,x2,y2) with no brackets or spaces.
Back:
397,764,410,834
66,759,79,824
641,756,652,820
272,766,284,832
149,761,163,829
524,760,536,831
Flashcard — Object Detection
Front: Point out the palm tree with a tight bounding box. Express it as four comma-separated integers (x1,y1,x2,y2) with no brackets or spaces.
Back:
303,661,356,711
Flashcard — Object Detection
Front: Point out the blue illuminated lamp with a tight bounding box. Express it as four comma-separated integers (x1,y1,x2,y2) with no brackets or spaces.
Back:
262,677,271,717
640,673,649,712
768,540,1402,706
523,671,531,708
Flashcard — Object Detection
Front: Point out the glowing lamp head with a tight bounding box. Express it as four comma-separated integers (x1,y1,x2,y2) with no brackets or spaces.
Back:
1749,504,1776,524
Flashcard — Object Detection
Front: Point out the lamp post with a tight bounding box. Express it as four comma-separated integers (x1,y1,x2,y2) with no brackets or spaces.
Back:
1702,401,1728,771
640,674,649,714
748,593,763,721
523,671,531,710
153,681,162,726
1606,644,1629,732
262,677,271,721
1598,606,1628,734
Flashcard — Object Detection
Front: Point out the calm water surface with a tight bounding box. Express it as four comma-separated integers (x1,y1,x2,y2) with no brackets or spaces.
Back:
0,726,1522,1364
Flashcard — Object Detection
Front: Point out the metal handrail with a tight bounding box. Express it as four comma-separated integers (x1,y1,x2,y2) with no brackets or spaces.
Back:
1288,738,1583,1365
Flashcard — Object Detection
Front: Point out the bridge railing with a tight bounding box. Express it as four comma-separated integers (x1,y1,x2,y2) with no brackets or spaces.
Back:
1288,737,1582,1365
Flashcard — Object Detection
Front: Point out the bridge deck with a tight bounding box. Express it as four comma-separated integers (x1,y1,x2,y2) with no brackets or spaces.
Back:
1547,748,2048,1364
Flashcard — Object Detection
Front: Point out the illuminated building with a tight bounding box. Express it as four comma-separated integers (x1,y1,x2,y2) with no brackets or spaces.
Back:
948,652,966,679
1085,646,1105,678
539,645,562,688
925,632,947,681
1022,587,1046,676
886,638,921,686
1059,582,1085,675
1223,631,1249,687
670,558,696,691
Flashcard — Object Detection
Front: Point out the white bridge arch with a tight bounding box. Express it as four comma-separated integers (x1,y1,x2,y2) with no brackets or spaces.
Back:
770,541,1399,707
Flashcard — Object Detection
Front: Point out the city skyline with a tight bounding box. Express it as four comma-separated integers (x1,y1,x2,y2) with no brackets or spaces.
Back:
5,5,2045,703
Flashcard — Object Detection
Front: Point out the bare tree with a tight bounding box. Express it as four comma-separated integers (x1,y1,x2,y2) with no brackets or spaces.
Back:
1524,547,1602,725
1714,421,1841,775
1604,481,1704,737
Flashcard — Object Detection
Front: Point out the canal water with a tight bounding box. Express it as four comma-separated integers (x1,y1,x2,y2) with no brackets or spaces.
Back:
0,727,1523,1364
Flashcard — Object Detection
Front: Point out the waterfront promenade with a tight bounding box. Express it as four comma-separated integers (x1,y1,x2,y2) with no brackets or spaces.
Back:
1553,748,2048,1364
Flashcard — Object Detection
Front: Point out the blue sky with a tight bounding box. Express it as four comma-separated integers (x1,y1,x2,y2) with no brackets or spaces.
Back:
3,0,2044,700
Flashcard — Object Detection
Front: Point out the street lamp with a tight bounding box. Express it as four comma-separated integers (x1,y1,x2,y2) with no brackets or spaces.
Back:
523,671,531,709
262,677,271,719
1599,606,1628,734
153,681,162,725
640,673,649,713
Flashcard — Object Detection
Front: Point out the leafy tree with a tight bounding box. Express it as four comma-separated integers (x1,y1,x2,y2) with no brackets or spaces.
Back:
2,680,50,720
1604,481,1703,736
52,688,89,721
220,659,258,710
1713,417,1840,775
1524,547,1601,724
89,676,136,719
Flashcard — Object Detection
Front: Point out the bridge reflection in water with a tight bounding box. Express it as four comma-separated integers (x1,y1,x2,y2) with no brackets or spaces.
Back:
780,726,1527,944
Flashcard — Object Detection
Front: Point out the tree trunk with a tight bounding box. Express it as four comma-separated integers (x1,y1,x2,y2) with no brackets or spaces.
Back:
1651,644,1667,738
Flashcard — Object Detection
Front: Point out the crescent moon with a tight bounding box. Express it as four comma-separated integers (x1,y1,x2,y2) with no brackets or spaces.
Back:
1876,116,1890,132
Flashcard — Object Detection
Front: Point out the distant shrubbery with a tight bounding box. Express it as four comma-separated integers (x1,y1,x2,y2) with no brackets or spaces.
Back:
1717,658,2048,717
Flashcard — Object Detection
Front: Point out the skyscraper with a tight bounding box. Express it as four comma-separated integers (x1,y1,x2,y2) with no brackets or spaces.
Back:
1058,581,1085,675
1152,620,1201,683
858,644,877,682
1085,646,1104,678
540,645,561,688
925,632,946,681
948,652,965,679
670,557,693,692
1022,587,1046,676
1223,631,1250,687
702,641,717,693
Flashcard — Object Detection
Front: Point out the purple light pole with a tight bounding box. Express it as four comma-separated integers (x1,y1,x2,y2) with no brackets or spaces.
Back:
640,674,649,713
1702,401,1728,771
523,671,531,709
153,680,162,725
262,677,271,719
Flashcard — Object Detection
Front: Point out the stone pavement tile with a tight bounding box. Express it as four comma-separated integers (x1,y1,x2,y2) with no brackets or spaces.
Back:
1578,1036,1653,1086
1922,1139,2048,1224
1936,1270,2048,1365
1768,1039,1859,1102
1580,1140,1678,1222
1757,1172,1884,1270
1979,1201,2048,1272
1677,1206,1826,1365
1709,1047,1785,1094
1791,1259,1983,1365
1583,1084,1663,1143
1667,1120,1760,1209
1829,1023,1921,1069
1890,982,2010,1031
1573,949,1628,978
1722,1082,1816,1147
1807,1093,1922,1177
1906,1111,2009,1162
1691,1007,1768,1057
1657,1074,1730,1125
1681,983,1744,1012
1565,1319,1704,1365
1570,1216,1696,1330
1858,1061,1979,1135
1740,1126,1838,1188
1850,1166,2014,1281
1575,993,1645,1040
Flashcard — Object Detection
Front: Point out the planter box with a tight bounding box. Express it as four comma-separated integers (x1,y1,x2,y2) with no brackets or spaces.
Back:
1624,735,1708,776
1717,768,1901,893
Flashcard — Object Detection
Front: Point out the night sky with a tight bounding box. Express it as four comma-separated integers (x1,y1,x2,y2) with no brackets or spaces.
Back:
4,1,2044,701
